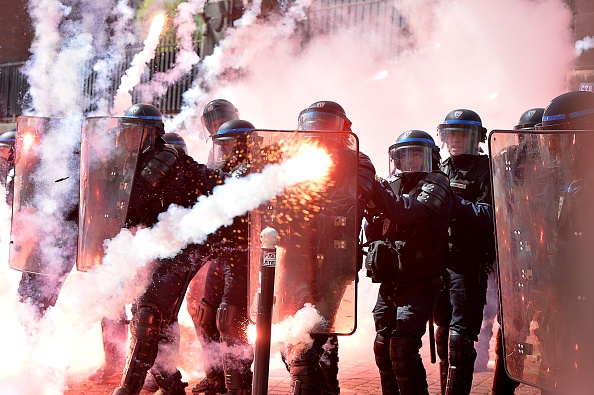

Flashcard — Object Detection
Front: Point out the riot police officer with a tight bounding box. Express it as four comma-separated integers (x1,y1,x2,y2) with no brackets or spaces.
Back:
192,120,255,395
362,130,454,395
201,99,240,140
278,100,360,395
9,125,80,322
530,91,594,395
434,109,495,395
488,107,544,395
163,132,189,155
110,104,227,395
187,100,241,395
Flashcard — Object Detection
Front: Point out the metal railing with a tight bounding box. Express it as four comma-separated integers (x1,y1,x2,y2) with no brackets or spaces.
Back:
0,0,405,122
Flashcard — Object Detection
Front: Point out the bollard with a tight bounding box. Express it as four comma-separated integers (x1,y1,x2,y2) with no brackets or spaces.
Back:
252,227,279,395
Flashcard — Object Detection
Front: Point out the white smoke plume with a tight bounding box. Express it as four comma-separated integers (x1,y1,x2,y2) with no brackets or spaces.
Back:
576,35,594,57
90,0,138,115
165,0,311,143
180,0,575,175
137,0,205,103
112,13,167,115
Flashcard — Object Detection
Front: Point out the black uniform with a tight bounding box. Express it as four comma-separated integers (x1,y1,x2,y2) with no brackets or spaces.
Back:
437,153,495,395
192,120,255,395
362,128,455,395
111,138,226,395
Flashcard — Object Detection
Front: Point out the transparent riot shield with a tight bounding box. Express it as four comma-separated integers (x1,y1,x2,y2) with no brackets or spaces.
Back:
490,129,594,393
77,117,143,271
248,130,359,335
9,116,79,274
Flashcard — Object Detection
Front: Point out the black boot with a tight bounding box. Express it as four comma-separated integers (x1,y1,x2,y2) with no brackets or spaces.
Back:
491,329,520,395
320,335,340,395
111,305,162,395
373,333,399,395
445,330,476,395
192,374,227,395
152,369,188,395
390,336,429,395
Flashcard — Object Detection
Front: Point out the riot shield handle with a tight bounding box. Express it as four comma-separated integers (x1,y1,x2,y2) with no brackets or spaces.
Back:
252,227,279,395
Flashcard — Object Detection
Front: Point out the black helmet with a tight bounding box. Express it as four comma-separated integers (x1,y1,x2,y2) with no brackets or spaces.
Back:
389,130,440,175
202,99,239,137
537,91,594,130
122,104,165,153
213,120,255,169
437,109,487,156
123,103,165,134
163,132,187,155
297,100,352,132
513,108,545,130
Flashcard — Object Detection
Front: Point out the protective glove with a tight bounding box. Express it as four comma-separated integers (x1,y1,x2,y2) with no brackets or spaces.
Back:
358,151,376,200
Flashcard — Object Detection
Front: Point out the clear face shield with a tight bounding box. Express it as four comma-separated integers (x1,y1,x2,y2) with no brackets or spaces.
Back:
537,133,575,170
389,145,433,175
437,127,481,156
202,108,240,137
297,111,349,132
212,134,249,169
118,121,154,153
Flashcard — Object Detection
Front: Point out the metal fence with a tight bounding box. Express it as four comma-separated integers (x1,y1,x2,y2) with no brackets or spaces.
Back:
0,0,404,122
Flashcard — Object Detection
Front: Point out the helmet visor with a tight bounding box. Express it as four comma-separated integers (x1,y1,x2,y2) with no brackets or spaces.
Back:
202,108,239,137
437,127,480,156
389,145,433,175
537,133,575,169
118,121,149,153
212,135,248,169
297,111,348,132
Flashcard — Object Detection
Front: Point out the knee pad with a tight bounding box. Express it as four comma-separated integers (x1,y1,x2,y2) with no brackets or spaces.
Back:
196,299,219,341
373,333,392,373
449,330,476,366
131,304,162,341
390,336,422,375
216,302,246,342
435,325,449,362
290,360,324,395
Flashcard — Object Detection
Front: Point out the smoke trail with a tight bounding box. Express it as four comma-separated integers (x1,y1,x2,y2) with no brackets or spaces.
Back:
91,0,138,115
112,13,167,115
137,0,205,103
22,0,68,115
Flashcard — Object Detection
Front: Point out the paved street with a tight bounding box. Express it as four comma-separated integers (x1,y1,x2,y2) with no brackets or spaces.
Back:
63,321,542,395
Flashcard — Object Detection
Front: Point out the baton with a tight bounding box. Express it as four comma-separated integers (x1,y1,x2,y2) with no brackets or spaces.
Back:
429,317,436,364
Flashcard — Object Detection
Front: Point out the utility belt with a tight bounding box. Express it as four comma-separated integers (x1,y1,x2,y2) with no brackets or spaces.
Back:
365,239,439,284
446,247,494,277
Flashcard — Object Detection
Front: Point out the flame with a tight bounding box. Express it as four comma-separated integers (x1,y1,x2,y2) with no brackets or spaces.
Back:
282,142,332,187
247,323,257,344
148,13,167,42
21,132,36,153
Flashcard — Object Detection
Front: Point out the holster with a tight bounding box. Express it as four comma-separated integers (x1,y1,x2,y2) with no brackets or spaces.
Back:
365,240,399,283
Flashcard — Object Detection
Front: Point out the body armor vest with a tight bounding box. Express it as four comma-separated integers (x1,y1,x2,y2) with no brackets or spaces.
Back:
367,172,449,283
441,155,489,203
441,154,494,270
